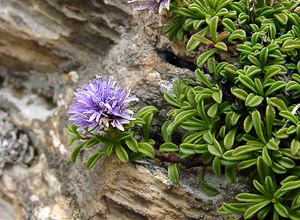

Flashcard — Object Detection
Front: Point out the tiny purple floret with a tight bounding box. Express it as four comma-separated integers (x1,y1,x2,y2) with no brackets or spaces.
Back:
128,0,170,13
68,77,139,132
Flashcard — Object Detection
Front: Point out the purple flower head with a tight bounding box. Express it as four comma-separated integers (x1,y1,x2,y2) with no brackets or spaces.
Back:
128,0,170,13
68,77,139,132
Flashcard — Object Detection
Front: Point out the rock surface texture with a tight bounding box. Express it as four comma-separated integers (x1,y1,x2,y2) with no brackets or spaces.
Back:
0,0,248,219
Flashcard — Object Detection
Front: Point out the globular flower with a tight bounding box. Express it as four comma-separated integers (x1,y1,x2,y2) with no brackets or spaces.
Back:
128,0,170,13
68,77,139,132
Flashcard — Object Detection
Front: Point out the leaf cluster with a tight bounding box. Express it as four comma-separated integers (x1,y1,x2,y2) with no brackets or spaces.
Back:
160,0,300,219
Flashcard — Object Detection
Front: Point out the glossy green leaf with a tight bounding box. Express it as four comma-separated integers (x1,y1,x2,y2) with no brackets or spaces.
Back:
164,93,181,107
168,164,179,184
125,136,138,152
197,48,218,67
231,87,248,101
225,166,236,183
244,200,271,219
224,128,236,150
245,93,263,107
212,156,222,176
159,142,178,153
208,16,219,41
195,69,212,88
71,142,86,163
207,103,218,118
138,142,155,159
115,144,129,163
244,115,253,133
86,152,105,170
214,42,227,51
252,110,267,144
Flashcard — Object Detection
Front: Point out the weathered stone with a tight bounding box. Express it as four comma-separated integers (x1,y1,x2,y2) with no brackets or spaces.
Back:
0,0,249,219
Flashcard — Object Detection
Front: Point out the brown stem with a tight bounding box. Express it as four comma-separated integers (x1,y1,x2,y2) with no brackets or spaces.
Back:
154,149,203,169
80,134,204,168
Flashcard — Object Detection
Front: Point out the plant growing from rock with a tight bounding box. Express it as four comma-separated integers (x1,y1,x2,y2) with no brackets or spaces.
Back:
68,0,300,219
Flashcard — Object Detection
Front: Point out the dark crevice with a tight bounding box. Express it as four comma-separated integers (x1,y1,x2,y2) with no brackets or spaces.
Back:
157,50,197,71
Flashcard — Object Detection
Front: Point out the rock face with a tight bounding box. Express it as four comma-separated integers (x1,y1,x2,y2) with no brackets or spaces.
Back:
0,0,248,219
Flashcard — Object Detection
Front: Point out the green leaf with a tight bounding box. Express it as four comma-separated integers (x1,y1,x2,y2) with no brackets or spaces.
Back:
237,44,253,54
291,139,300,155
164,93,181,107
244,200,271,219
277,157,295,169
115,144,129,163
274,202,289,218
135,106,158,118
267,97,287,111
252,110,267,144
207,57,216,74
244,115,253,133
192,35,213,45
218,203,247,215
195,69,212,88
197,100,209,122
142,112,154,141
257,206,271,220
266,138,279,151
198,169,219,196
168,164,179,184
207,103,218,118
138,142,155,159
212,156,222,176
162,121,171,142
265,81,286,96
262,147,272,166
233,145,262,156
71,142,86,163
280,180,300,191
239,75,258,93
86,152,104,170
208,139,223,157
160,142,178,153
279,110,299,125
231,87,248,101
248,55,262,67
282,39,300,50
208,16,219,41
174,109,197,126
125,136,138,152
225,166,236,183
254,78,264,96
214,42,227,51
259,47,269,66
265,105,275,139
238,159,257,169
212,89,223,104
196,48,218,67
228,29,246,43
224,128,236,150
222,18,236,32
245,93,263,107
236,193,266,203
203,131,214,144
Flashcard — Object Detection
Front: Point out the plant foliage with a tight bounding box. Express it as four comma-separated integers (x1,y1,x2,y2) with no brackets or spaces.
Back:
68,0,300,219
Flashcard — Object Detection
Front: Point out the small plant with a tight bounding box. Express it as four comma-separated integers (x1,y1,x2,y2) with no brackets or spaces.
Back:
67,77,156,168
67,1,300,219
